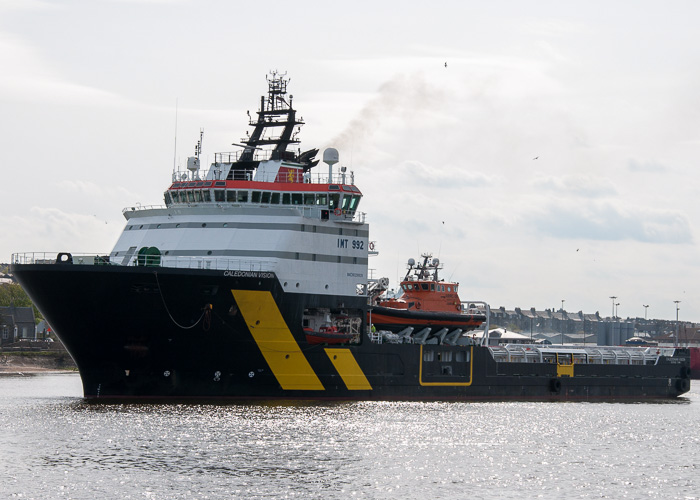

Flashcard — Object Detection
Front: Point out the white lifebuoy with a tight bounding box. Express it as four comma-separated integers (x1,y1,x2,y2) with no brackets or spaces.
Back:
369,242,375,251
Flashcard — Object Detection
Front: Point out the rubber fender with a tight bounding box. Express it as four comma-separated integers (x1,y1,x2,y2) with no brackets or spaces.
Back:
676,378,690,393
549,378,562,393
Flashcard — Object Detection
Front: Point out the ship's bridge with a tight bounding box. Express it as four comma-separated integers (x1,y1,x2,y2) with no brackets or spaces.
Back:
162,158,363,222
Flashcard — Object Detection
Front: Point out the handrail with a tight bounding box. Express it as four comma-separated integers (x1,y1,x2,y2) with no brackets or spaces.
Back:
11,252,278,272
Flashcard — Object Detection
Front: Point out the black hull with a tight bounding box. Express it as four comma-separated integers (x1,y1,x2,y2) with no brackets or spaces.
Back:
12,263,692,401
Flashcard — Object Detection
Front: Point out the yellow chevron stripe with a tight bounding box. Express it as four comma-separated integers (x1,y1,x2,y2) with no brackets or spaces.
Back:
324,348,373,390
232,290,324,391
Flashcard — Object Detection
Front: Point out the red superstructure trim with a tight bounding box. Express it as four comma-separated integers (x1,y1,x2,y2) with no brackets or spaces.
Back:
168,181,362,195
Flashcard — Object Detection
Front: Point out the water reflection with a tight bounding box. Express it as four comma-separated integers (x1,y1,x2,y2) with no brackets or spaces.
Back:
1,375,698,499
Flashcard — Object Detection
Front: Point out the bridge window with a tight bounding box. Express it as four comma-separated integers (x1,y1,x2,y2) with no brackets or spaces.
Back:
237,191,248,203
202,190,211,202
316,193,328,206
348,195,361,212
214,190,225,202
251,191,261,203
261,192,271,204
292,193,303,205
329,193,340,209
271,192,280,204
226,190,236,202
186,191,195,203
194,190,202,202
304,193,315,205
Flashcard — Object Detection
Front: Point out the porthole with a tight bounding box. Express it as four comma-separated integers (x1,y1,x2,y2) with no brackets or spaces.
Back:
164,251,170,255
139,225,143,229
157,224,161,229
325,284,329,289
176,223,181,228
284,282,288,286
296,283,300,288
223,223,228,228
202,223,207,228
207,251,212,255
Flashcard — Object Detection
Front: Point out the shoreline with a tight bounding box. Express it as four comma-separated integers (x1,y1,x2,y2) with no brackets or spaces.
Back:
0,369,78,376
0,351,78,375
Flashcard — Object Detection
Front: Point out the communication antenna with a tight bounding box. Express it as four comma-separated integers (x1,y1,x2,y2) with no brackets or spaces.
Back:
172,98,179,173
195,128,204,160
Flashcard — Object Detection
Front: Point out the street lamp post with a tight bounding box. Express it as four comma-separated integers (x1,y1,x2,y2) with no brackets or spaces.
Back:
610,296,617,320
643,304,649,336
674,300,681,346
560,299,565,345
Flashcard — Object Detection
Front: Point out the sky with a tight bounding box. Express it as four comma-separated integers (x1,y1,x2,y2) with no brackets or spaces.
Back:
2,0,700,322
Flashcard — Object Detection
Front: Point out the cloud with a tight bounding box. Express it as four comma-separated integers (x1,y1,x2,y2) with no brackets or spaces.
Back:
56,180,135,201
401,160,502,189
0,0,56,12
627,159,667,173
530,174,618,198
529,201,692,244
7,207,121,255
0,32,135,107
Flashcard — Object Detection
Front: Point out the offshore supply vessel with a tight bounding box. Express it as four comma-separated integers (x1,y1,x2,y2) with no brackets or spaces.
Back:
12,73,691,400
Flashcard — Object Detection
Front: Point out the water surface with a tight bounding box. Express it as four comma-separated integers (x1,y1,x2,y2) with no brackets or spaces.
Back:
1,374,697,499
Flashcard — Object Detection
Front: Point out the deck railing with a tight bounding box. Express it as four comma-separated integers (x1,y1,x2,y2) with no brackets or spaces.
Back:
11,252,278,272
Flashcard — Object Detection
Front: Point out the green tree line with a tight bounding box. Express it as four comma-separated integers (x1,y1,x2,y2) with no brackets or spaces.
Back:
0,282,43,323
